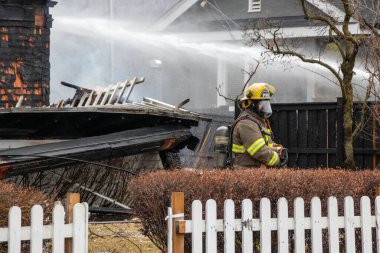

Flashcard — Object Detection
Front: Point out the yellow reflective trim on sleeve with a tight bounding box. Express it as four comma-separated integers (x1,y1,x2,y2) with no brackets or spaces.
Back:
267,152,279,166
232,144,246,154
247,138,265,156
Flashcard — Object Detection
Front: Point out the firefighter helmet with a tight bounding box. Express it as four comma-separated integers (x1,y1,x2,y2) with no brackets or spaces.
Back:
240,83,276,109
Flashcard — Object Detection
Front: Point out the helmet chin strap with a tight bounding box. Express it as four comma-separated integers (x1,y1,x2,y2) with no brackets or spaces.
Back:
242,100,252,109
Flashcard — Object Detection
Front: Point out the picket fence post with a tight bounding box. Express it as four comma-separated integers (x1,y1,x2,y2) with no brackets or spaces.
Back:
294,198,305,253
206,199,217,253
31,205,43,253
191,200,202,253
310,197,322,253
73,202,89,253
242,199,253,253
277,198,288,253
8,206,21,253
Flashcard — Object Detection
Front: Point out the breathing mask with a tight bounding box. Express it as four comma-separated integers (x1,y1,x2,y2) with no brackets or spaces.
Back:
254,100,272,118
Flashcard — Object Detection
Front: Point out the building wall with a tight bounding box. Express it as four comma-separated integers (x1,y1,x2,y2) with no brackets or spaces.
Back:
172,0,305,25
0,0,52,108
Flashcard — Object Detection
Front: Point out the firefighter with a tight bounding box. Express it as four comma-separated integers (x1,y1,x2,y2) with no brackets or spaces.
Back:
231,83,287,168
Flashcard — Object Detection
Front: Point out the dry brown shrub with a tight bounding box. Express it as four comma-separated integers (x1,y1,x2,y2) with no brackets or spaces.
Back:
0,182,54,252
128,168,380,251
0,182,54,226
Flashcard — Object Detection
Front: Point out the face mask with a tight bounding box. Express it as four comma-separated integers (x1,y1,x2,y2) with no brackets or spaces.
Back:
256,100,272,118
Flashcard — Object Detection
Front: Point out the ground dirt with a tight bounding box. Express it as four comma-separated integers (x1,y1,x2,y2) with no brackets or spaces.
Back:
89,222,161,253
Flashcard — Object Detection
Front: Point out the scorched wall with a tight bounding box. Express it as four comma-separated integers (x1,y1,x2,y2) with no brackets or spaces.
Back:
0,0,54,108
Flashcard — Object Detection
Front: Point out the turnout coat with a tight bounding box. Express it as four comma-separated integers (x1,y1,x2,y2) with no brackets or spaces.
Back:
232,109,280,168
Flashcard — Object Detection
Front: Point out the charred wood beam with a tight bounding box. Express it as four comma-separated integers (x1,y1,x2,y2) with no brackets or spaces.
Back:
0,125,196,178
0,108,200,139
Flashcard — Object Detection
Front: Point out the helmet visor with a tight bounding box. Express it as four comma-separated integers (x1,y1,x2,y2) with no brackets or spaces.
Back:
257,100,272,118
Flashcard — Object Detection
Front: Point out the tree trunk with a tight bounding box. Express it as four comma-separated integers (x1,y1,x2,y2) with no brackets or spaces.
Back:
342,94,355,168
341,60,356,168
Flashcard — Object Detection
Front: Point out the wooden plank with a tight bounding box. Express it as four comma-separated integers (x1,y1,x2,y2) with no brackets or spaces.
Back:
363,110,373,169
270,110,280,143
116,80,130,104
310,197,322,253
317,110,327,167
191,200,202,253
171,192,184,253
278,111,288,147
242,199,253,253
287,110,298,167
353,106,364,168
177,221,186,234
260,198,271,253
277,198,288,253
206,199,217,253
375,196,380,253
65,193,80,253
84,91,95,107
53,203,65,253
31,205,43,253
224,200,235,253
294,198,305,253
8,206,21,253
298,110,308,167
360,196,372,253
328,197,339,253
328,109,337,168
107,83,121,105
73,203,88,253
344,196,355,253
373,108,378,170
100,87,111,105
336,98,344,167
307,110,318,168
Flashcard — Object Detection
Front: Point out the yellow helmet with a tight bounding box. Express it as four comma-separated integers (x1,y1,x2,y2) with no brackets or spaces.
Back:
240,83,276,109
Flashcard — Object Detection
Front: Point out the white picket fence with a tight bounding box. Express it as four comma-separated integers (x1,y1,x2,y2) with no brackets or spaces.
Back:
0,202,88,253
167,196,380,253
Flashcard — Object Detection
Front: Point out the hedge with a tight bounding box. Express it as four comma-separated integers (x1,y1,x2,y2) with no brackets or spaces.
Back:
128,168,380,251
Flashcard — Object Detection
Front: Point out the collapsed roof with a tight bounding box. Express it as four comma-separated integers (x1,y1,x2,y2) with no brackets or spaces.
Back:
0,77,205,178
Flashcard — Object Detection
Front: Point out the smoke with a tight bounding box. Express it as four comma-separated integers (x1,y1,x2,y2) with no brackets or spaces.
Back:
49,0,371,109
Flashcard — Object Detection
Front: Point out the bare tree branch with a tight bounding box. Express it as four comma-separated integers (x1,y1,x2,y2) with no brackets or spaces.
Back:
216,61,260,102
239,61,260,96
216,86,235,102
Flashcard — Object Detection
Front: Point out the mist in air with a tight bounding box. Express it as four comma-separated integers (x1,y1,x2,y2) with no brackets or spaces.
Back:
49,0,369,110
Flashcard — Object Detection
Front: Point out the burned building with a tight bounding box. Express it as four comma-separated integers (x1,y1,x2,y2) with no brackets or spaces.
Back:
0,0,55,108
0,1,206,211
